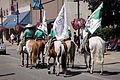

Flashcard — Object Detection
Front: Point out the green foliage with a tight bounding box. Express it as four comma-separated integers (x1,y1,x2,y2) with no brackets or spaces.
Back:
97,27,120,41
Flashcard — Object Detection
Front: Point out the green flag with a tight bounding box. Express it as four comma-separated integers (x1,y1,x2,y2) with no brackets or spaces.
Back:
85,2,103,34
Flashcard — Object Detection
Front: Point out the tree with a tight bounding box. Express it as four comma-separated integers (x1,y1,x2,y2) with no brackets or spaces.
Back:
80,0,120,27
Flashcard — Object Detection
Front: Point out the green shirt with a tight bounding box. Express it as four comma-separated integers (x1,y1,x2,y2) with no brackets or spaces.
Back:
23,29,34,38
49,28,55,38
34,29,45,38
68,30,72,38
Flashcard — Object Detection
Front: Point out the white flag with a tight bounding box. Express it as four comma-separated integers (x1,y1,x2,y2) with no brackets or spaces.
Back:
85,2,103,34
53,4,69,40
42,10,48,35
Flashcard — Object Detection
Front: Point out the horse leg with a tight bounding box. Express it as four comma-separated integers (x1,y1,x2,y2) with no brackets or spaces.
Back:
42,50,45,66
90,52,94,74
67,53,70,68
84,53,89,71
88,54,91,71
71,52,75,68
38,48,41,64
47,56,51,74
61,52,67,77
29,56,33,69
100,51,104,75
53,57,56,74
21,52,24,67
56,56,60,76
26,53,29,68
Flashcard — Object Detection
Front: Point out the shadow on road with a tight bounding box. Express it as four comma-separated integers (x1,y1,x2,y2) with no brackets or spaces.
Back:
104,61,120,65
0,73,15,77
103,71,120,76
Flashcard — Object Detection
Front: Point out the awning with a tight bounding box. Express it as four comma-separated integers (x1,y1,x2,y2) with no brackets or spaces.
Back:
3,11,30,28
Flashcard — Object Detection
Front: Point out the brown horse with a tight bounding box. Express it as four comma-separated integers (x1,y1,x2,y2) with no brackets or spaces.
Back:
35,39,45,65
65,40,76,68
45,40,67,76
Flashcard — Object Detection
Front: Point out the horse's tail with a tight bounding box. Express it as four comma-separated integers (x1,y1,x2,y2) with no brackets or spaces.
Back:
70,41,76,62
61,51,67,72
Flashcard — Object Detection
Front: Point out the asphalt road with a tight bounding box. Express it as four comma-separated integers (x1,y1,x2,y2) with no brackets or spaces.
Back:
0,41,120,80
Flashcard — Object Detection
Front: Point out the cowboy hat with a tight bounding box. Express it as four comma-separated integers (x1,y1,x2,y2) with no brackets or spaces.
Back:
25,24,33,28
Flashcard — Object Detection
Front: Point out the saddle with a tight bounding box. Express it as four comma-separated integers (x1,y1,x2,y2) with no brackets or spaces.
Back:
35,38,44,41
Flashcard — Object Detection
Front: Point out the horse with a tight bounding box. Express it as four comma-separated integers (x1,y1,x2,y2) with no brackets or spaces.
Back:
79,35,105,74
35,38,45,65
25,39,39,69
65,40,76,68
45,40,67,76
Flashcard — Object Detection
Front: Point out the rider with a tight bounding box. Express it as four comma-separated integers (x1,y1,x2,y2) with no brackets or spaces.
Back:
68,27,72,40
23,24,34,42
34,24,45,40
49,28,56,42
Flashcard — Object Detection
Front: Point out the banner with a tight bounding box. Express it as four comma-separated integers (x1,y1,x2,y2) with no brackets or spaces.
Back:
85,2,103,34
32,0,40,10
53,4,69,40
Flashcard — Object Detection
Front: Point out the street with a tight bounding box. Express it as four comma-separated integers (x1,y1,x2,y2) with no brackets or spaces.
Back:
0,41,120,80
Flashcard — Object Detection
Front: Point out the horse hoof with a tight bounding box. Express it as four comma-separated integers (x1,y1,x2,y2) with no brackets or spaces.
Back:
90,72,93,74
48,71,51,74
64,74,66,77
53,72,55,74
20,65,24,67
100,72,103,75
26,66,28,68
30,67,32,69
72,65,74,68
56,73,59,76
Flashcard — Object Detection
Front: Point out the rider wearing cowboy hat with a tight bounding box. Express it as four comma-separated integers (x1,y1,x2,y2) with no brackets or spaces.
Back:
23,24,34,42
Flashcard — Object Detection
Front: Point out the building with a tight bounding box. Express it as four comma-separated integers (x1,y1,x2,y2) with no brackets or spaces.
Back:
0,0,90,41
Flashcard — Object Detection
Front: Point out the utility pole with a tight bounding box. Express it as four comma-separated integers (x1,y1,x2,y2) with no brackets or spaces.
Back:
77,0,80,48
16,2,19,30
39,0,42,22
0,8,3,42
39,0,55,22
16,1,20,45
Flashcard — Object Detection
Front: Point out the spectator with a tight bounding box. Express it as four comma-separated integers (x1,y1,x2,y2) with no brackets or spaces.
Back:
10,33,15,45
74,32,78,46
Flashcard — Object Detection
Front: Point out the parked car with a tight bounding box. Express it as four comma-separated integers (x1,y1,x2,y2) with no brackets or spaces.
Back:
0,39,6,54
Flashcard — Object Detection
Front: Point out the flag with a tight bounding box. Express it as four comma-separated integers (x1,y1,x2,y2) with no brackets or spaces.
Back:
32,0,40,10
42,10,48,35
85,2,103,34
53,4,69,40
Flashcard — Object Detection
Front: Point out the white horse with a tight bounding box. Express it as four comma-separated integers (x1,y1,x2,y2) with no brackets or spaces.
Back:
79,35,105,74
89,36,105,74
